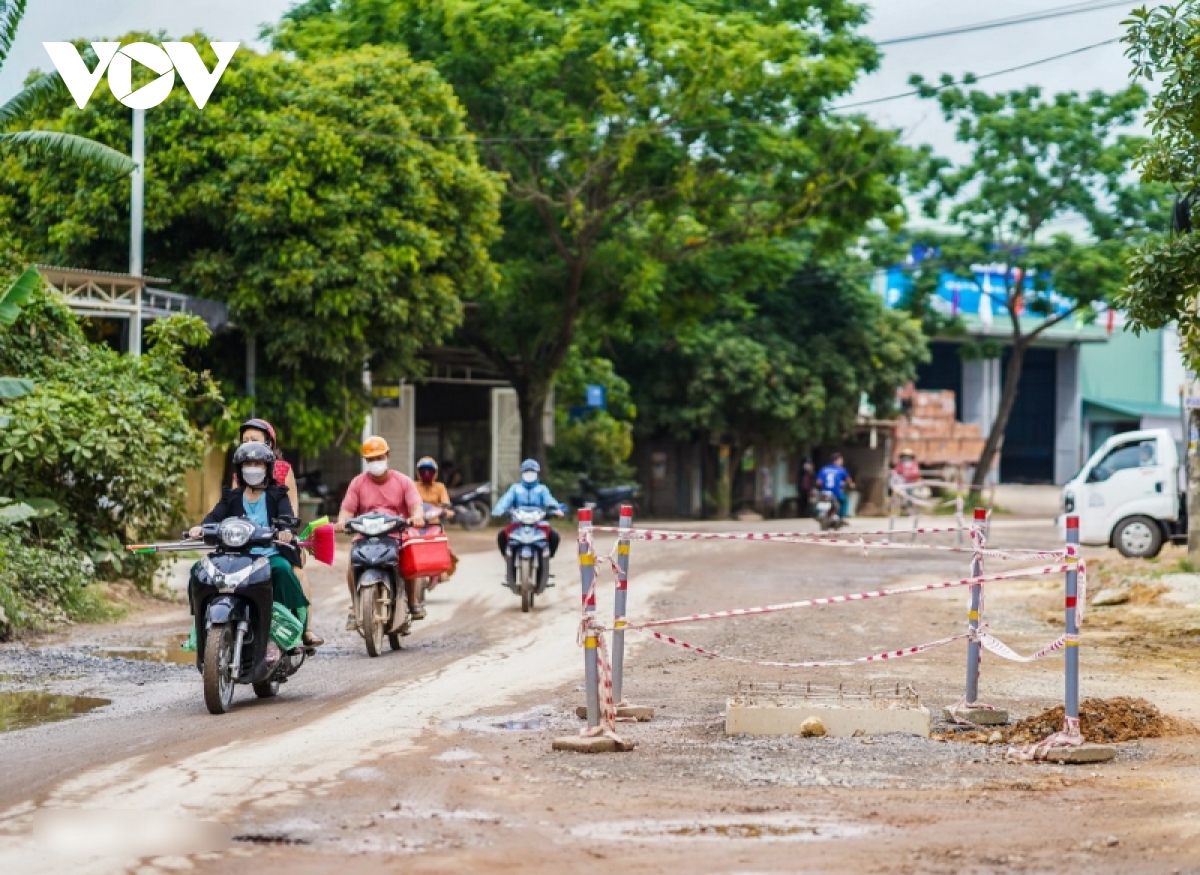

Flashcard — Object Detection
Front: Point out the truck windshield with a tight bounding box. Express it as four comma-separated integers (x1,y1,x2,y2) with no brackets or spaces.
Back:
1088,439,1157,482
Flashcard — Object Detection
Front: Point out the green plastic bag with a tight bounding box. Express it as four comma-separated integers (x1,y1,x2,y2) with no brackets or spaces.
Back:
270,603,304,651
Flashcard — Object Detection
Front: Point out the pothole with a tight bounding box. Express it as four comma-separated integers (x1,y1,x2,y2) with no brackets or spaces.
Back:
573,814,872,843
0,691,111,732
449,707,556,734
93,634,194,665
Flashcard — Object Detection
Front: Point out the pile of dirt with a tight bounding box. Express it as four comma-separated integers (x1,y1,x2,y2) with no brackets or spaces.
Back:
938,697,1192,744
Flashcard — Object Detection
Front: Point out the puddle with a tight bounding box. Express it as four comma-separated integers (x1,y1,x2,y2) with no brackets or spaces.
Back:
573,814,872,843
0,691,111,732
432,748,482,762
95,634,194,665
449,707,555,734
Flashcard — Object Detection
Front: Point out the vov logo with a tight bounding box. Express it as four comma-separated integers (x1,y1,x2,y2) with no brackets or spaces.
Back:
42,41,240,110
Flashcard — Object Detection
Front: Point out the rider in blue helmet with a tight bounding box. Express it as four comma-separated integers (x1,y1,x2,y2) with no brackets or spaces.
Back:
493,459,565,557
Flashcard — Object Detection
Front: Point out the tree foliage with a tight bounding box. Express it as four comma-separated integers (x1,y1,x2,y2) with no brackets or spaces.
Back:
1119,2,1200,362
273,0,918,462
0,36,502,456
0,285,216,626
905,79,1167,491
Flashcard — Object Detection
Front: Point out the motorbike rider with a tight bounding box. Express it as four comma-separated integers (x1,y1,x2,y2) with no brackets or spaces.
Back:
493,459,565,558
816,453,855,519
234,419,322,647
188,441,309,627
336,436,427,626
414,457,458,590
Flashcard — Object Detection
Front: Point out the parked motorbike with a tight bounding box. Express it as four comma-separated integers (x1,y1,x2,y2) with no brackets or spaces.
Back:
812,489,846,531
346,511,411,656
504,507,553,612
569,476,639,522
187,516,308,714
296,469,332,516
448,481,491,531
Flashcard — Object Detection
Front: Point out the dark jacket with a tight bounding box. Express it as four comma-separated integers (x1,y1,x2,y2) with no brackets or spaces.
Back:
202,484,297,529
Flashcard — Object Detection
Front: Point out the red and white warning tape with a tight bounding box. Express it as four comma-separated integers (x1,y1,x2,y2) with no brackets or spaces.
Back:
642,629,971,667
591,526,1064,562
614,563,1071,632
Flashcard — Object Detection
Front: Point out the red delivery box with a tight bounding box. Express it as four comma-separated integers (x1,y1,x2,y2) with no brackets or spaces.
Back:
400,529,453,578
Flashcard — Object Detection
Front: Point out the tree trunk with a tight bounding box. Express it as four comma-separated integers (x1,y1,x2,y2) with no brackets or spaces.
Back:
515,378,549,467
970,342,1028,502
715,444,733,520
1188,407,1200,567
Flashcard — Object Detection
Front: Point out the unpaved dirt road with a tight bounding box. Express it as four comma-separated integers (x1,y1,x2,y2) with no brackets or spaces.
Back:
3,517,1200,874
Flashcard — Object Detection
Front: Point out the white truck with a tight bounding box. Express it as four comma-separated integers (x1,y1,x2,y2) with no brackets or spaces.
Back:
1061,428,1187,559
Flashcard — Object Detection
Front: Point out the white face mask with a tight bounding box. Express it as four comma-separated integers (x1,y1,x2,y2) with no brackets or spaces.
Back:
366,460,389,477
242,466,266,486
521,471,538,484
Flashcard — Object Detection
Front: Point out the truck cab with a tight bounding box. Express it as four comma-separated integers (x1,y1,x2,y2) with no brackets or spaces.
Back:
1061,428,1186,559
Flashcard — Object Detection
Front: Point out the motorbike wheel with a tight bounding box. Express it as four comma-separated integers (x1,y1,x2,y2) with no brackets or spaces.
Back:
360,586,384,658
202,625,236,715
520,557,534,613
252,679,279,699
462,499,490,531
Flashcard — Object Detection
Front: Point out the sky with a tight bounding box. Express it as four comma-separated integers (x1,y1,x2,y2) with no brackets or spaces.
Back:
0,0,1145,166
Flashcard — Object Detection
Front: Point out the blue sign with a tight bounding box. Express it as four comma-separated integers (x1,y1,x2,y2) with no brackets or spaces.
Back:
585,384,607,409
874,264,1072,324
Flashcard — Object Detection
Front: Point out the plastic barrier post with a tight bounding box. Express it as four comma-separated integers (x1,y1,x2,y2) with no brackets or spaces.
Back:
964,507,989,704
1065,515,1080,725
578,509,599,729
612,505,633,705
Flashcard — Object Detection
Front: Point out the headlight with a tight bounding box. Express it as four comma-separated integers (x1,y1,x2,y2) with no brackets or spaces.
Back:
515,510,543,525
1063,491,1075,513
202,555,268,591
356,516,397,536
218,518,255,548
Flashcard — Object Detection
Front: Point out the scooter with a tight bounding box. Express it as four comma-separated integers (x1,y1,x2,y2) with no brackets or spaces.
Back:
448,481,491,531
812,489,846,531
569,476,639,522
414,503,453,608
504,507,553,613
346,511,411,656
186,517,308,714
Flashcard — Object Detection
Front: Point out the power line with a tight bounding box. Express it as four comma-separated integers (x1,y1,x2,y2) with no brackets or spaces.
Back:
832,37,1121,112
877,0,1135,47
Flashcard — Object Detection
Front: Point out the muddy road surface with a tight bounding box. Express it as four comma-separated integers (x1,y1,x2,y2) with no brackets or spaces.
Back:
3,518,1200,874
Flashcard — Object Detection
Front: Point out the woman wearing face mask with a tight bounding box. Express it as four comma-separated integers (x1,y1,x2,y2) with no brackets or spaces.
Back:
233,419,322,647
188,441,309,634
414,457,458,591
492,459,565,558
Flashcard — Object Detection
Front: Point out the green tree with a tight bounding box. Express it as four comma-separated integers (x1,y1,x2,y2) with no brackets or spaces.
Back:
273,0,915,463
618,250,927,517
908,80,1165,494
0,37,502,456
0,1,133,174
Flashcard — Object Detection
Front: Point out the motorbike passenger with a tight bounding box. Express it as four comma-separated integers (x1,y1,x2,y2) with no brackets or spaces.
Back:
893,447,921,485
336,436,427,626
234,419,322,647
816,453,855,519
414,456,458,589
493,459,565,557
188,441,309,628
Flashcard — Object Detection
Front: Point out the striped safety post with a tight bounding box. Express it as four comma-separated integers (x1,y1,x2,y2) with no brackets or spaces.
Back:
1064,515,1080,729
611,505,633,705
578,508,600,729
964,506,989,705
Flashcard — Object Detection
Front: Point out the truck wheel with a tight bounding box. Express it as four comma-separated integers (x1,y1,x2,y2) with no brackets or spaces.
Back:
1114,516,1164,559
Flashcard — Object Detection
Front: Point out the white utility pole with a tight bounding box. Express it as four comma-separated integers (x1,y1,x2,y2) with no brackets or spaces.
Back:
128,107,145,356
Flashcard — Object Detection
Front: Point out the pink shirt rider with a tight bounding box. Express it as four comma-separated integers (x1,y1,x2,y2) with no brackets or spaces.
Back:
340,469,423,527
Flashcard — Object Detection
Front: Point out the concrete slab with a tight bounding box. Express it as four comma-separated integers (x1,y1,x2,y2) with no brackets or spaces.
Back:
551,735,636,753
576,705,655,721
1041,743,1116,764
943,706,1009,726
726,698,930,738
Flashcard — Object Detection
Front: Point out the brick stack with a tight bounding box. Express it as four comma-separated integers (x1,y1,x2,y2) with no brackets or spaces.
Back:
893,391,985,469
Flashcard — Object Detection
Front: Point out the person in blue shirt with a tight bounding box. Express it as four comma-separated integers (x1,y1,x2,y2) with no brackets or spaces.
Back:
816,453,855,518
493,459,565,557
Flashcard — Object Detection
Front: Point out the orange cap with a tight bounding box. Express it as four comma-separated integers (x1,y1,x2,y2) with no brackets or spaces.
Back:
361,435,390,458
